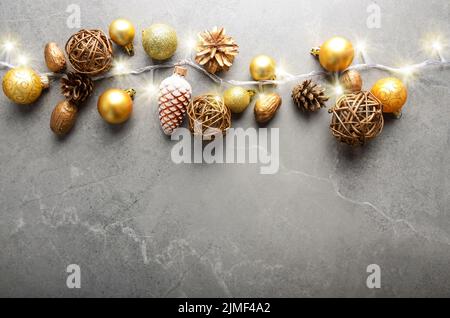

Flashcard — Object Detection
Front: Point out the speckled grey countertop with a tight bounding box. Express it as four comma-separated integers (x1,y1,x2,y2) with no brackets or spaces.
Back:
0,0,449,297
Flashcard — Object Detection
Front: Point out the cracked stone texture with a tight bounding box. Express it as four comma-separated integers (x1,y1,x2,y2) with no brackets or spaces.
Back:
0,0,449,298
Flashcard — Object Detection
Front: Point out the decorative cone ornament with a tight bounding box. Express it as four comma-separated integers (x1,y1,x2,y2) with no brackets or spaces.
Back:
292,80,329,112
61,72,94,105
158,66,192,135
195,27,239,74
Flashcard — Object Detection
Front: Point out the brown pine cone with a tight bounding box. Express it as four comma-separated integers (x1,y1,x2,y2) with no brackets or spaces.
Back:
61,72,94,105
292,80,329,112
195,27,239,74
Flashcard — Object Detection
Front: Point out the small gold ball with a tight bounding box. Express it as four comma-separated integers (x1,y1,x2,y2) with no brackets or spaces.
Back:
223,87,254,113
250,55,276,81
98,89,134,124
109,19,135,55
2,67,44,105
371,77,408,113
319,37,355,72
142,24,178,60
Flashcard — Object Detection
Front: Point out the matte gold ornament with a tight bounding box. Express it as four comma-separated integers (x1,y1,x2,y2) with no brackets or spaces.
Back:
340,70,362,93
2,67,49,105
50,100,78,136
250,55,277,81
254,93,282,124
223,87,255,114
44,42,66,73
142,24,178,60
370,77,407,115
109,19,136,56
195,27,239,74
98,88,135,124
312,36,355,72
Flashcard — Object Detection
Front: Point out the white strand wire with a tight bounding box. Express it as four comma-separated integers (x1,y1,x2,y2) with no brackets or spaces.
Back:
1,57,449,87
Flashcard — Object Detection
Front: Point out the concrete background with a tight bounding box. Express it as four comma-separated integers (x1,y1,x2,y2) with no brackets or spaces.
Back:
0,0,449,297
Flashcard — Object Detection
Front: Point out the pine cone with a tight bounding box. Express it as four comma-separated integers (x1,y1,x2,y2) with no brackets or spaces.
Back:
292,80,329,112
61,72,94,105
195,27,239,74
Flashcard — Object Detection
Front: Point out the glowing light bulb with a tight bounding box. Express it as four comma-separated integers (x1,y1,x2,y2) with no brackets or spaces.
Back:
3,41,15,51
17,55,29,66
185,38,197,51
334,85,344,96
113,60,129,75
400,65,414,77
356,42,366,53
431,41,442,52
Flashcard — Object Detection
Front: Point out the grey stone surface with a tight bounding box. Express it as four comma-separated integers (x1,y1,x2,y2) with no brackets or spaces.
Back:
0,0,449,298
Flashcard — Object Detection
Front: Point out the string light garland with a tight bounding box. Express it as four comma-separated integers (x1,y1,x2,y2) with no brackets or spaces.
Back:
0,40,448,89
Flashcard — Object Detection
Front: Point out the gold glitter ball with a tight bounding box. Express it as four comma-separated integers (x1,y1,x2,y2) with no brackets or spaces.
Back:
142,24,178,60
2,67,44,105
371,77,407,114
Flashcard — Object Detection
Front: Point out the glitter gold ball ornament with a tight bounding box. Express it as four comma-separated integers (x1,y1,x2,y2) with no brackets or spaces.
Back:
2,67,49,105
312,36,355,72
159,67,192,136
142,24,178,60
98,88,135,124
223,87,255,114
250,55,277,81
371,77,408,115
109,19,136,56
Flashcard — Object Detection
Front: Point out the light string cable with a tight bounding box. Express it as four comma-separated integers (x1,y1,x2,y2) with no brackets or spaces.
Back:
0,42,449,87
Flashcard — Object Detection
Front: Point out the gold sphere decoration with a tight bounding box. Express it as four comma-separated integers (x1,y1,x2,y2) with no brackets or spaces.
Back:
142,24,178,60
371,77,408,114
315,36,355,72
223,87,255,113
98,88,135,124
109,19,136,56
250,55,277,81
2,67,47,105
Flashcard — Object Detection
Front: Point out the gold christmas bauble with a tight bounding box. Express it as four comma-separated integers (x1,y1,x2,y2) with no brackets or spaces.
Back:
109,19,136,56
371,77,407,114
250,55,276,81
2,67,46,105
317,37,355,72
223,87,255,113
142,24,178,60
98,88,135,124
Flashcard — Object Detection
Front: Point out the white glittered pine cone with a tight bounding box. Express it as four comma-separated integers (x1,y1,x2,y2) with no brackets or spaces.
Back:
158,66,192,135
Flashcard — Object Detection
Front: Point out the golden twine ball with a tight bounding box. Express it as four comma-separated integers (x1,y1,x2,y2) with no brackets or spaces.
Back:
187,94,231,139
65,29,113,76
329,91,384,146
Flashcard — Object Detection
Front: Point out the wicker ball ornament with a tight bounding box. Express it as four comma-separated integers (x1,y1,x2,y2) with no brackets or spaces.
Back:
65,29,113,76
187,94,231,139
329,91,384,146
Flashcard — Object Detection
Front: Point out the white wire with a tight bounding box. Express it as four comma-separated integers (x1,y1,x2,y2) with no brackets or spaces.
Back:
1,57,449,86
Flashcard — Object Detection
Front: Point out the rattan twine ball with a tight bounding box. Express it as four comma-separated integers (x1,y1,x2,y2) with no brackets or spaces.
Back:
329,91,384,146
187,94,231,139
65,29,113,76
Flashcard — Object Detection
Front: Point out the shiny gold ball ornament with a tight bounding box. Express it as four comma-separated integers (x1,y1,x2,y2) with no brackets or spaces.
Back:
312,37,355,72
250,55,277,81
223,87,255,113
2,67,49,105
109,19,136,56
97,88,135,124
142,24,178,60
371,77,408,115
